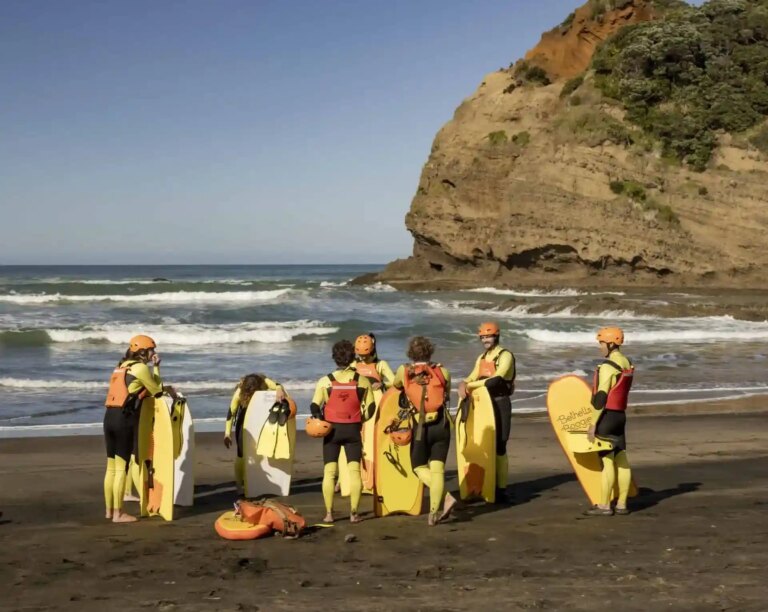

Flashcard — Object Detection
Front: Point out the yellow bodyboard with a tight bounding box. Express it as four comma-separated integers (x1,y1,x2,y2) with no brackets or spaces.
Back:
547,376,638,505
339,387,382,496
139,396,175,520
456,387,496,503
373,389,423,516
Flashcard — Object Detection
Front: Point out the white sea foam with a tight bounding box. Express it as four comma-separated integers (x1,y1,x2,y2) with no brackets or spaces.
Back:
468,287,585,297
423,300,644,320
0,288,290,305
319,281,349,288
44,320,336,346
525,324,768,344
363,283,396,293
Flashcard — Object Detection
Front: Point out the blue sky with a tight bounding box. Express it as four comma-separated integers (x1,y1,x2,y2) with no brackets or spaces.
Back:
1,1,640,264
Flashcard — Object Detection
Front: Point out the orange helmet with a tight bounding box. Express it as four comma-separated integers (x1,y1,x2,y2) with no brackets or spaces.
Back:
305,418,332,438
390,427,413,447
354,334,375,356
477,322,500,337
129,334,156,352
597,327,624,346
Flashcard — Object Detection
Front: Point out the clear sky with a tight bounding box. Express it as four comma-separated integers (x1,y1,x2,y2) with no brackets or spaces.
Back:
1,1,624,264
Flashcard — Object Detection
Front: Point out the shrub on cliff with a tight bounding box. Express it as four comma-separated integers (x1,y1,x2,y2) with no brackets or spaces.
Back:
514,61,552,86
593,0,768,171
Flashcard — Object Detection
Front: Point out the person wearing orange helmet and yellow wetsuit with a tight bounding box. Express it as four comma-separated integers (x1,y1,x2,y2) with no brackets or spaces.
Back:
585,327,635,516
458,322,516,503
352,333,395,391
310,340,375,524
392,336,457,526
103,335,169,523
224,374,287,495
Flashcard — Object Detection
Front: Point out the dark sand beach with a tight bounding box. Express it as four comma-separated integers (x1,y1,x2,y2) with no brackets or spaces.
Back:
2,403,767,611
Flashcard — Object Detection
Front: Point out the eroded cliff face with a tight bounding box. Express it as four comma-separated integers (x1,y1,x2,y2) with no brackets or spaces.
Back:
377,0,768,289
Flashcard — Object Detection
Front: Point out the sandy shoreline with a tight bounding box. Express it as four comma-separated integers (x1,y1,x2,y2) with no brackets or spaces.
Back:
2,407,767,611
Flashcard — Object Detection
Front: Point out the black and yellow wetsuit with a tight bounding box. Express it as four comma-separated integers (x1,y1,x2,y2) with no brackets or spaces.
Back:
225,377,283,489
103,359,163,514
393,362,452,518
591,348,633,509
464,345,516,492
310,366,375,517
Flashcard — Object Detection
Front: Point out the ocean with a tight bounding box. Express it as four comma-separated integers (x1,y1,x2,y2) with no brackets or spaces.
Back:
1,264,767,437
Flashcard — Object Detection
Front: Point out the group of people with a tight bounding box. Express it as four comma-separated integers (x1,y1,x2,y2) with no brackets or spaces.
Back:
102,323,635,525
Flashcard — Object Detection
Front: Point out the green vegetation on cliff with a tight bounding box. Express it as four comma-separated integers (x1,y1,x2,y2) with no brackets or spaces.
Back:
593,0,768,171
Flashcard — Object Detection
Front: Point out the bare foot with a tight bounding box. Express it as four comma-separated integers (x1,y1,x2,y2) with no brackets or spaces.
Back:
349,513,362,524
323,513,334,523
112,511,138,523
334,483,341,493
427,512,438,527
105,510,113,520
439,493,457,523
123,493,139,502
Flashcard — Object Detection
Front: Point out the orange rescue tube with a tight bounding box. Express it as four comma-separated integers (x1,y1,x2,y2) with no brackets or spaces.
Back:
214,510,272,541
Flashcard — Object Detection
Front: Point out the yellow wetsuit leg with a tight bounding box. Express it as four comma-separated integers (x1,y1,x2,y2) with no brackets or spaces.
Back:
348,461,362,515
104,458,116,511
495,454,508,489
615,450,632,507
414,465,431,488
113,456,128,511
428,460,446,515
322,462,338,514
600,452,617,507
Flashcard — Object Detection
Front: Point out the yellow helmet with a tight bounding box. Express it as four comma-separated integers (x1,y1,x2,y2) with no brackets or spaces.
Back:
129,334,156,352
478,322,500,337
354,334,375,356
596,327,624,346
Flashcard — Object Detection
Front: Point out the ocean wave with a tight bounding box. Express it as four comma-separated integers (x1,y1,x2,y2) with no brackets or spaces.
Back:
363,283,396,293
525,325,768,344
0,288,290,305
0,377,320,392
423,300,644,320
319,281,349,288
468,287,584,297
0,320,337,347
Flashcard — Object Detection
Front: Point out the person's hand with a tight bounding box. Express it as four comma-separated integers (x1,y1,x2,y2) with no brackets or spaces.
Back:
275,387,286,402
310,405,322,419
458,381,469,399
224,436,232,449
163,385,178,399
151,353,162,367
587,425,596,443
372,382,382,391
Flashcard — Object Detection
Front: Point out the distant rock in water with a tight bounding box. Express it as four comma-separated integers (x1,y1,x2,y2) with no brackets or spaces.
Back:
152,278,171,283
376,0,768,290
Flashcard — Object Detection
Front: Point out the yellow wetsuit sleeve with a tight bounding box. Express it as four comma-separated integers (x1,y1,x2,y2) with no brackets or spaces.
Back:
127,363,164,397
467,349,515,391
263,377,284,393
225,386,241,437
392,364,406,389
311,376,331,407
440,366,451,399
377,360,395,387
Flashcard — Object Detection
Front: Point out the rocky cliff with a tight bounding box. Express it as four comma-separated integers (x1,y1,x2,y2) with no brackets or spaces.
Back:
376,0,768,289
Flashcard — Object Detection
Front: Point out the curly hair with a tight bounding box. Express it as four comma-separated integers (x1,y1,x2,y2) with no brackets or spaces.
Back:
332,339,356,368
407,336,435,362
237,373,268,408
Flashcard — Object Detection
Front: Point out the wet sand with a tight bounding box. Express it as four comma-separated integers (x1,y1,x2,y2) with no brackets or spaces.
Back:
1,406,767,611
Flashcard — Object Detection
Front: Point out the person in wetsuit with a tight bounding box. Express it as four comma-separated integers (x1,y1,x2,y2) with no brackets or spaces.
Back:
393,335,457,526
585,327,635,516
224,373,286,495
458,322,516,503
103,334,167,523
352,333,395,390
310,340,375,524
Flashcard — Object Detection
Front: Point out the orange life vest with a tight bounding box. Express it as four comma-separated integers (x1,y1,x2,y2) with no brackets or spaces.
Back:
403,363,447,413
323,373,362,424
237,499,306,538
592,360,634,412
104,361,146,409
355,361,381,383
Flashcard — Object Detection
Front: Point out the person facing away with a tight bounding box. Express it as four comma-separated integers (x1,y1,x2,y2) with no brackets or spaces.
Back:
310,339,375,524
103,334,167,523
458,322,516,503
392,335,458,525
585,326,635,516
352,333,395,391
224,373,286,495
